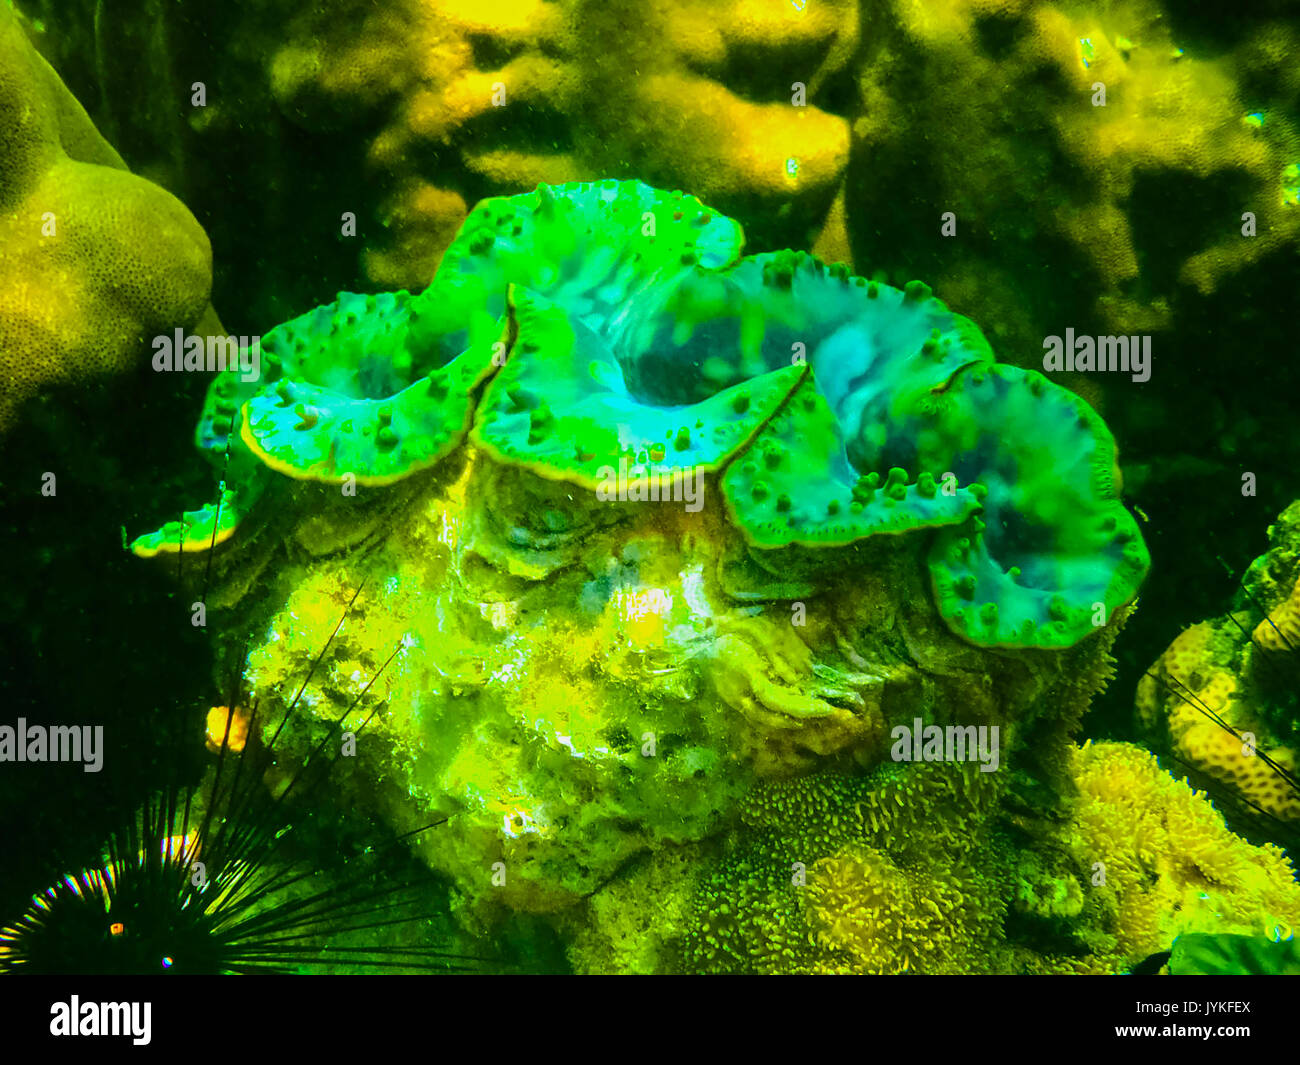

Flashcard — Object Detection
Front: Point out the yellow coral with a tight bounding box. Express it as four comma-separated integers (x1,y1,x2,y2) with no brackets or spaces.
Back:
1164,674,1300,823
1254,575,1300,654
1068,741,1300,959
803,844,1002,974
0,7,218,428
265,0,856,289
1135,619,1215,730
1139,612,1300,823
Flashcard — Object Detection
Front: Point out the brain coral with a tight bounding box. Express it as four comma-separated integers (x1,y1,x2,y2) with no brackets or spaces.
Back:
1137,500,1300,825
0,5,219,429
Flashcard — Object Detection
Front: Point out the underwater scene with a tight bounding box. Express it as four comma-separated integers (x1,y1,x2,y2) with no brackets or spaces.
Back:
1,0,1299,988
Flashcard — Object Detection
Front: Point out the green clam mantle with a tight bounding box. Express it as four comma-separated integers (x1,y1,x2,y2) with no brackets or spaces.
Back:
132,179,1148,649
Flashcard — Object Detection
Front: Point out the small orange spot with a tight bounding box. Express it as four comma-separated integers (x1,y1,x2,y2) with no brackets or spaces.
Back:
110,922,125,936
206,705,249,753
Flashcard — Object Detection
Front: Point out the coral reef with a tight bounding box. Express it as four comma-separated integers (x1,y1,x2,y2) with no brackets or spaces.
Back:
20,2,1293,701
1138,500,1300,825
19,4,1300,600
18,1,1298,447
28,0,1296,345
573,741,1300,974
0,6,219,429
5,0,1294,979
129,180,1155,941
848,0,1300,353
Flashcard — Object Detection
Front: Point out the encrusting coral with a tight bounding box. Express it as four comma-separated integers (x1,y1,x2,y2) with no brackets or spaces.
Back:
0,6,220,429
643,741,1300,975
848,0,1300,353
1138,500,1300,825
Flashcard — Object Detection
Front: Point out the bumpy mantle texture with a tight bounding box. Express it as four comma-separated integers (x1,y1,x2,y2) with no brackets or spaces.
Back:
135,179,1148,651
